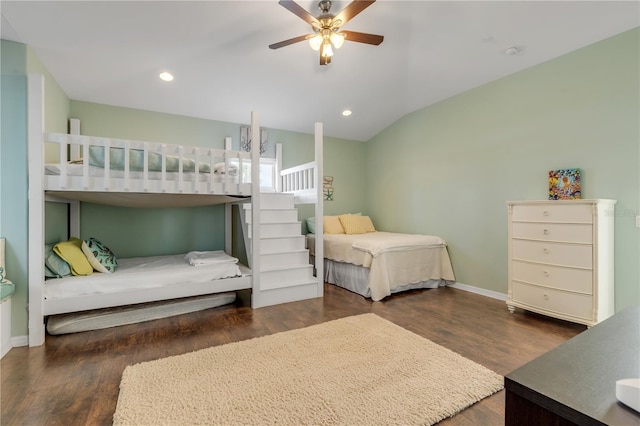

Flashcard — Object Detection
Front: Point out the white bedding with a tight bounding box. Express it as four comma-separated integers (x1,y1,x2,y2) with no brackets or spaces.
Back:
44,253,244,301
185,250,239,266
308,232,455,301
45,163,237,183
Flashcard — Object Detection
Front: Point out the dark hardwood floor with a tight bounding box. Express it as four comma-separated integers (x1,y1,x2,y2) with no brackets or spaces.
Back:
1,284,584,425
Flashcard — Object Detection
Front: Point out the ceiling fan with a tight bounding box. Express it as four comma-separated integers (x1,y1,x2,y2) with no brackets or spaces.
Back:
269,0,384,65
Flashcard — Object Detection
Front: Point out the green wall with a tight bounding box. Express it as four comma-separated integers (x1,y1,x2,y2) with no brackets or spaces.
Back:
1,40,71,338
365,28,640,310
1,41,28,339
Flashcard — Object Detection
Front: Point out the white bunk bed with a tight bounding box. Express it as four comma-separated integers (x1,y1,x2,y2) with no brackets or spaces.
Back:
27,74,324,346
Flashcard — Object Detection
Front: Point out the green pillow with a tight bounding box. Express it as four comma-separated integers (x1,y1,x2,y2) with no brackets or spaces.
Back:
306,217,316,234
82,238,118,273
44,244,72,278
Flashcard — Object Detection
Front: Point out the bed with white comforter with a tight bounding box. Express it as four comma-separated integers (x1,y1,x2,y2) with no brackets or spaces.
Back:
307,232,455,301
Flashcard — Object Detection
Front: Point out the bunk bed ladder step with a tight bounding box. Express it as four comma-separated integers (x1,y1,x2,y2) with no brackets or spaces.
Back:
242,192,318,307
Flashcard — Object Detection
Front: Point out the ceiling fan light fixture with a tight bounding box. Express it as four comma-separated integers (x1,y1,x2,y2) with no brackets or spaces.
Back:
269,0,383,65
309,34,323,51
321,42,333,58
330,32,345,49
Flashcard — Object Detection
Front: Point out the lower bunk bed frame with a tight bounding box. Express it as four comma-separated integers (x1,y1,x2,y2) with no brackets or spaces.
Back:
27,73,325,346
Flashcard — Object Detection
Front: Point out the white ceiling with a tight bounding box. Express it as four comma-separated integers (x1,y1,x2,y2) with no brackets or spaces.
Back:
2,1,638,141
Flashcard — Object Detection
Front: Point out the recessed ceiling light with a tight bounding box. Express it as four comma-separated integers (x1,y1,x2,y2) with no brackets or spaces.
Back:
342,109,352,117
159,72,174,82
504,46,522,56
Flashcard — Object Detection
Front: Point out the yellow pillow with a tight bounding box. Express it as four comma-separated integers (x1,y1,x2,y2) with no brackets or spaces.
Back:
339,214,367,235
323,216,345,234
53,237,93,276
359,215,376,233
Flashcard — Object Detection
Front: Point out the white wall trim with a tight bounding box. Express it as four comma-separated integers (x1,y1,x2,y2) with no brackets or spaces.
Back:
11,335,28,347
449,282,507,301
1,297,12,358
1,336,28,360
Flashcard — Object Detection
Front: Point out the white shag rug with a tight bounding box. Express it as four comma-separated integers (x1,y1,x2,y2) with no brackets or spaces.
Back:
114,313,503,425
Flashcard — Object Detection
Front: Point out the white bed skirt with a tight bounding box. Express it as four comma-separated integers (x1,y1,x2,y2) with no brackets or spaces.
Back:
317,256,450,299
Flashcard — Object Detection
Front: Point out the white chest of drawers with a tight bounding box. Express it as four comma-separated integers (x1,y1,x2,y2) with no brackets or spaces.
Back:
507,199,616,327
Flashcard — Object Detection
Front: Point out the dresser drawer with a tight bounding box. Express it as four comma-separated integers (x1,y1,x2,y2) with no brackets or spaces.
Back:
511,282,593,320
512,222,592,244
511,203,593,223
512,260,592,294
511,239,592,269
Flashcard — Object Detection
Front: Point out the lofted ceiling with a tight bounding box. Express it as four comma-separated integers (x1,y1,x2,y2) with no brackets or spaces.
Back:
1,1,638,142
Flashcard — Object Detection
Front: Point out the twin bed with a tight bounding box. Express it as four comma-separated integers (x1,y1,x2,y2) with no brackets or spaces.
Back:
307,216,455,301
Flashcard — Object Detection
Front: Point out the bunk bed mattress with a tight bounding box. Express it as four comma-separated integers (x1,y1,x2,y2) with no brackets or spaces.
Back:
307,232,455,301
44,253,244,300
45,163,236,183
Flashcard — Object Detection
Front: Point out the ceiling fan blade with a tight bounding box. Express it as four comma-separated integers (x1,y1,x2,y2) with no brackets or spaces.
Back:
333,0,376,26
278,0,318,26
269,35,311,50
341,30,384,45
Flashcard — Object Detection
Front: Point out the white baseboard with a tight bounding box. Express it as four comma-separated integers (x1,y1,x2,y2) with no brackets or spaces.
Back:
1,297,12,358
11,335,28,347
449,282,507,301
1,343,10,359
1,336,28,359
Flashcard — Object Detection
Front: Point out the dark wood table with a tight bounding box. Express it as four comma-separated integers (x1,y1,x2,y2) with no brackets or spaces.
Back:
505,305,640,425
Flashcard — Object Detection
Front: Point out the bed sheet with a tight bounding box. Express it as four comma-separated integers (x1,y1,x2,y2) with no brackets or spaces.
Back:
307,232,455,301
44,253,244,300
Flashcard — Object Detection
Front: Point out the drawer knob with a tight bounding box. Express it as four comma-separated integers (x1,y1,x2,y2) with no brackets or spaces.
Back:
543,210,549,216
543,270,550,277
543,229,549,235
543,293,550,300
543,248,550,254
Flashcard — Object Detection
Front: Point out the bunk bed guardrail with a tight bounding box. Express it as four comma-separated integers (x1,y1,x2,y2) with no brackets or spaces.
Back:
279,161,317,203
44,132,252,195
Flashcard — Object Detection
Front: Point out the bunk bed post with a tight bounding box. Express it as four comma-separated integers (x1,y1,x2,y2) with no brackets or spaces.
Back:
275,143,282,192
224,134,233,254
314,122,324,298
27,73,46,346
69,118,81,161
250,112,261,307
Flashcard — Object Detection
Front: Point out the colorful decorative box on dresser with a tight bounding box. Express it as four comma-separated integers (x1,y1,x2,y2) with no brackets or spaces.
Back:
507,199,616,327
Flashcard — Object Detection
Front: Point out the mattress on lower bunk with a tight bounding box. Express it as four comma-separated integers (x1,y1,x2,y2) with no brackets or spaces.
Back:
45,163,237,183
47,292,238,335
44,253,245,301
